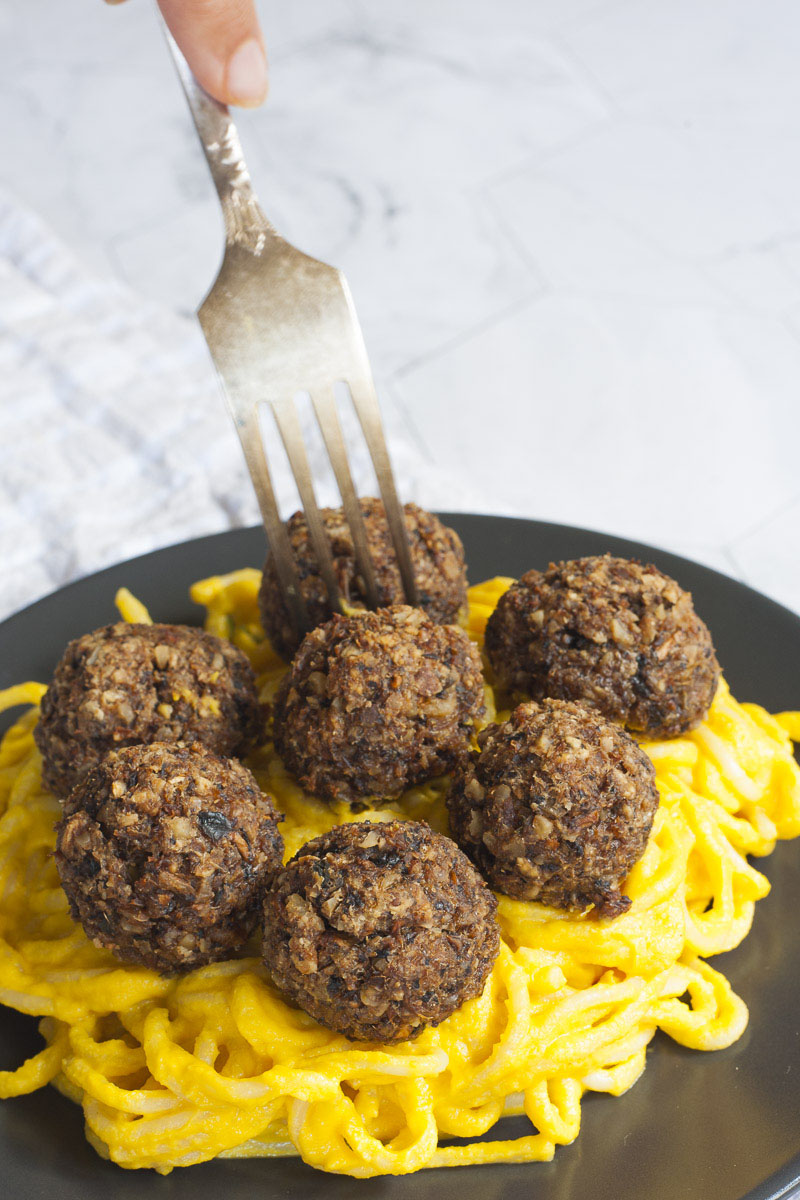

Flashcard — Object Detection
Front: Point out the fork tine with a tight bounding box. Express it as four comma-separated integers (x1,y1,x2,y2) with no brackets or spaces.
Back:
311,390,380,611
268,395,344,617
233,407,310,643
347,381,420,607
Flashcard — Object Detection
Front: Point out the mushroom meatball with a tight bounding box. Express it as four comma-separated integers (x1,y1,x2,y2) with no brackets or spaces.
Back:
259,499,468,659
273,606,485,808
56,742,284,973
485,555,720,738
447,699,659,918
262,820,499,1043
35,622,263,798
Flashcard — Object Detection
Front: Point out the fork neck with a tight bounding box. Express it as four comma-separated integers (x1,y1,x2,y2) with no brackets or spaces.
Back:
164,28,279,256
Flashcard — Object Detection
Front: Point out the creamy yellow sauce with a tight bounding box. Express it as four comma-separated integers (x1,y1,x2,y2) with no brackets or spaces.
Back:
0,572,798,1176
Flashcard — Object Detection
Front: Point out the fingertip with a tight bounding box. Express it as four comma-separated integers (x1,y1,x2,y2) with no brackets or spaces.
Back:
225,37,269,108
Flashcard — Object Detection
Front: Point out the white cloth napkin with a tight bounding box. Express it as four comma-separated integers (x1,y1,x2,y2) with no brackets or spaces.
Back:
0,190,501,622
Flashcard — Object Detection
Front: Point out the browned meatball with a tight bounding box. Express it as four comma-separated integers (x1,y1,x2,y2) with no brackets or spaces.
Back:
259,499,468,659
262,820,499,1042
56,742,284,973
35,622,263,798
273,606,485,808
485,555,720,739
447,699,659,918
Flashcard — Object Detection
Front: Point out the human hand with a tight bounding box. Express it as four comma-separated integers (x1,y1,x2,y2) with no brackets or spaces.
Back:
105,0,269,108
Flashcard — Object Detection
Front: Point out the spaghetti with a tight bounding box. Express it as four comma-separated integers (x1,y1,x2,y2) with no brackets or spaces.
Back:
0,572,798,1176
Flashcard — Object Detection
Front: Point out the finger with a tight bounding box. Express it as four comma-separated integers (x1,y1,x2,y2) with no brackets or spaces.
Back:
157,0,268,108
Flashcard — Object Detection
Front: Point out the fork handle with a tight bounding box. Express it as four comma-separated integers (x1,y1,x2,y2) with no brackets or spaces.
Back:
162,26,279,256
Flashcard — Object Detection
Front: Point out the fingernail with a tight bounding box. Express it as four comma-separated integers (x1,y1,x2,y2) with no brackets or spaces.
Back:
226,38,268,107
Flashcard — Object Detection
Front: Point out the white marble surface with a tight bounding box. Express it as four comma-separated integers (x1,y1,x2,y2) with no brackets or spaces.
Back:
2,0,800,619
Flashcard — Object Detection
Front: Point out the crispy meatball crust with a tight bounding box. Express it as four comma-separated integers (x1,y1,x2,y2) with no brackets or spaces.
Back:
35,622,263,798
447,699,659,917
56,742,284,973
273,606,485,808
259,499,468,659
262,820,499,1043
485,555,720,739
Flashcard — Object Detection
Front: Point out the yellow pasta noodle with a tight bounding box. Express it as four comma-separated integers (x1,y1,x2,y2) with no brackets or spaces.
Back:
0,573,798,1177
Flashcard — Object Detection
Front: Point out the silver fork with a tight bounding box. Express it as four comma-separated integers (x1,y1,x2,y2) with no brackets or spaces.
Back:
164,32,419,646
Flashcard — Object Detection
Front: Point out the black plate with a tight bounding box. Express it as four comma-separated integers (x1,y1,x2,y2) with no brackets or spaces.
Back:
1,515,799,1200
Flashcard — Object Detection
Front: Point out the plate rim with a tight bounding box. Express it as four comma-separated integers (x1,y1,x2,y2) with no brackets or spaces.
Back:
2,513,798,637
